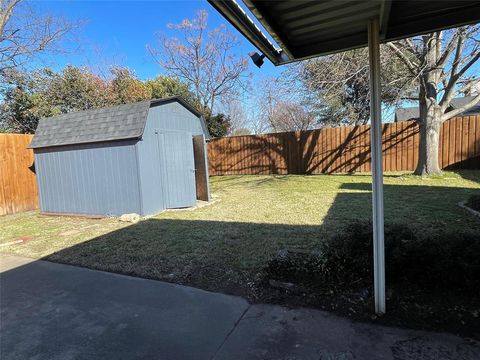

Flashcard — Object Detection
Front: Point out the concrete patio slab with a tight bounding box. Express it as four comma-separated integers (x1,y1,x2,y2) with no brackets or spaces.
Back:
214,304,480,360
1,254,479,360
0,254,249,360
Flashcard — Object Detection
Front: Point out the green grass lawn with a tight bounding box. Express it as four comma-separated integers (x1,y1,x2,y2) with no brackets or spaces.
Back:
1,171,479,283
1,171,479,335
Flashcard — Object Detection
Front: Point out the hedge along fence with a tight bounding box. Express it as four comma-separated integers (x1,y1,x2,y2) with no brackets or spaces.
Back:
0,133,38,215
208,116,480,175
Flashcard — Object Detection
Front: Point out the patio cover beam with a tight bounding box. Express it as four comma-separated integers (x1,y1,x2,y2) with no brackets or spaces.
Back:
207,0,285,65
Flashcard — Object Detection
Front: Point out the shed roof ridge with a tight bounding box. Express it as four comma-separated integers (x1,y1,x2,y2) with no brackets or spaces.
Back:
29,96,209,149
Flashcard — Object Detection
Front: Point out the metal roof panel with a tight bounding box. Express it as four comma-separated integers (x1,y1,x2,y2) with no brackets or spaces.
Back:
208,0,480,64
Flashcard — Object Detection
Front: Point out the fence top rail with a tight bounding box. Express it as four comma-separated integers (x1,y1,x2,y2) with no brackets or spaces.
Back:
209,116,477,142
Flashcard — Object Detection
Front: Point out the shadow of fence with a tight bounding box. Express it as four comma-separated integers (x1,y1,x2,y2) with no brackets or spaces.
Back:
208,116,480,175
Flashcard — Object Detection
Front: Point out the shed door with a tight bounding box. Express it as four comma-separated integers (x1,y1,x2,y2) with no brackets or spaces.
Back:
157,130,196,208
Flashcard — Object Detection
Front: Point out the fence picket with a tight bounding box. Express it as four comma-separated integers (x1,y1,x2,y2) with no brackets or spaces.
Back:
0,134,38,215
208,117,480,175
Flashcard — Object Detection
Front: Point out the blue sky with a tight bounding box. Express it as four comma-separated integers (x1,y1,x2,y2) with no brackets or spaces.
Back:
33,0,282,79
28,1,480,123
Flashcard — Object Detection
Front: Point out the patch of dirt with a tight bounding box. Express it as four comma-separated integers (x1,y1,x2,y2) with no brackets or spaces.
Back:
18,236,33,244
279,285,477,338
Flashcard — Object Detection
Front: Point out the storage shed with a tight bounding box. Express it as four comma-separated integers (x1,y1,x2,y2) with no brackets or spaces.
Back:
29,97,211,217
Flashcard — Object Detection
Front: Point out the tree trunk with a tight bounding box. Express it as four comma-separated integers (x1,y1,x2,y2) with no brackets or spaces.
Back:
414,102,442,175
414,52,443,176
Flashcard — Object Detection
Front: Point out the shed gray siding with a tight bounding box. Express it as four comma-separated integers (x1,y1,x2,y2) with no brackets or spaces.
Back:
35,140,142,216
136,102,204,214
32,98,210,217
146,101,205,135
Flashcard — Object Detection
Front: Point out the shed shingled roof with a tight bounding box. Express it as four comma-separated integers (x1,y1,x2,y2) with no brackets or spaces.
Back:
29,97,207,149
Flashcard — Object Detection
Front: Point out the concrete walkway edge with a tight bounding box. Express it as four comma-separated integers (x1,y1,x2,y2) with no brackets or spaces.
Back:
1,254,479,360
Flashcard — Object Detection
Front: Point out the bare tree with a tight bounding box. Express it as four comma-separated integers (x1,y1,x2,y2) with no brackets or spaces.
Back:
388,26,480,175
219,97,247,134
255,76,311,133
0,0,73,72
460,79,480,96
269,100,316,132
247,104,270,135
257,77,278,131
147,10,249,114
296,47,414,126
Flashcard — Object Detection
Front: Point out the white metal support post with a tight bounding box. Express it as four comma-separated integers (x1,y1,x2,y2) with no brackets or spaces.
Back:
368,17,386,314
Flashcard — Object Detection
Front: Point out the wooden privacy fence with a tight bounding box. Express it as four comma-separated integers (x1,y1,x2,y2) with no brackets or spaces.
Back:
208,116,480,175
1,116,479,215
0,134,38,215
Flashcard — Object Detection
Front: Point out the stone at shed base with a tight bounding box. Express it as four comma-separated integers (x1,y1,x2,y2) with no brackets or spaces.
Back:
119,213,140,223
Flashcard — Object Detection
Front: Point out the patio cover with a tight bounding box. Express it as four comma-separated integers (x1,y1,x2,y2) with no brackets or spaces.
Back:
208,0,480,64
208,0,480,314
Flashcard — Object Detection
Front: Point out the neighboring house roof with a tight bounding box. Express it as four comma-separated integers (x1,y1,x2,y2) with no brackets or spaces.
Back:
394,96,480,121
29,96,209,149
449,96,480,114
395,107,420,122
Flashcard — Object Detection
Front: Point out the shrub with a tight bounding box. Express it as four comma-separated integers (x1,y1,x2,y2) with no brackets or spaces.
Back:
324,221,480,290
324,223,480,288
263,249,324,284
265,221,480,291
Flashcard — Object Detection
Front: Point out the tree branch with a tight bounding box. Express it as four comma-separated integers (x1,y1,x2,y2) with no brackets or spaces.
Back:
441,93,480,121
386,42,419,75
440,32,466,110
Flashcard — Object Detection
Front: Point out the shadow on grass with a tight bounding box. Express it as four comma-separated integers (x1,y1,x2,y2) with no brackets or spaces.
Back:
2,179,480,337
39,182,478,281
457,168,480,184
